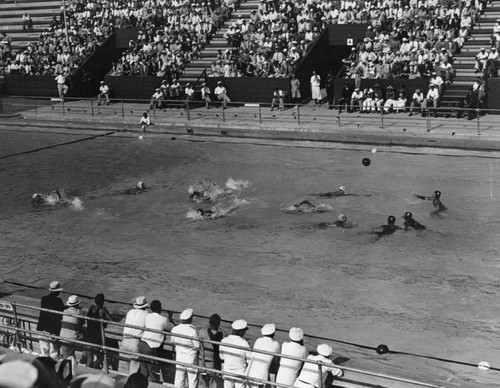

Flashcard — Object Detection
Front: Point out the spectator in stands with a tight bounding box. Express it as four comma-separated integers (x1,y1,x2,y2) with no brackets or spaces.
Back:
361,87,374,113
83,293,114,369
290,75,301,105
59,295,84,360
201,82,212,109
121,296,149,375
22,12,34,31
338,82,352,113
422,83,440,116
55,71,69,102
97,81,110,106
372,84,384,112
457,86,478,120
293,344,343,388
215,81,231,108
198,313,224,388
350,87,363,112
393,91,407,113
171,308,200,388
246,323,280,388
409,89,425,116
138,300,174,383
270,88,285,111
487,47,499,77
150,88,163,109
220,319,250,388
472,77,487,108
475,47,489,73
37,280,65,360
124,370,149,388
275,328,308,386
383,85,397,113
310,71,321,105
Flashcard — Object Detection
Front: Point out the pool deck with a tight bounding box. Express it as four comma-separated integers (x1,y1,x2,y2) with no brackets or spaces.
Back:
3,99,500,152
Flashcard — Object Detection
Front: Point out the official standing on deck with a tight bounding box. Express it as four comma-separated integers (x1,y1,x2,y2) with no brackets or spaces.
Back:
275,328,308,386
171,308,200,388
220,319,251,388
246,323,280,388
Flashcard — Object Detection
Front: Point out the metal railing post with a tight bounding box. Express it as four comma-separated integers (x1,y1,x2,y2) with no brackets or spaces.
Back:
91,99,95,117
337,107,341,127
11,303,20,350
222,107,226,123
317,361,324,388
99,319,109,373
258,104,262,124
297,104,301,126
121,100,125,118
477,109,481,134
62,99,65,116
380,108,384,128
34,97,38,115
186,104,191,121
426,110,431,132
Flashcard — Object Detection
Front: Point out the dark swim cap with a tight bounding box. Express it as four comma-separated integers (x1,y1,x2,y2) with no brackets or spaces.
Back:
376,344,389,354
434,190,441,197
387,215,396,224
404,212,412,219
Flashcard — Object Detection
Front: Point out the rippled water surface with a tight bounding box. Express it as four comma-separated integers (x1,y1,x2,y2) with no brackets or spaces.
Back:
1,130,500,385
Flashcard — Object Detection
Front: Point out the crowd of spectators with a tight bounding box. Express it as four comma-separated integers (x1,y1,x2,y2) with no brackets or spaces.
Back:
15,279,345,387
107,0,235,80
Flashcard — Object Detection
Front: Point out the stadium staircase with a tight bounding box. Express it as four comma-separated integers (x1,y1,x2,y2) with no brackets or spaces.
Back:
179,0,260,85
0,0,60,51
440,1,500,110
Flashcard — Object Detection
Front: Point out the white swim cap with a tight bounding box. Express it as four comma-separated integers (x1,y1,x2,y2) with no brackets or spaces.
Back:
137,181,145,189
32,193,41,199
339,186,346,192
338,214,347,222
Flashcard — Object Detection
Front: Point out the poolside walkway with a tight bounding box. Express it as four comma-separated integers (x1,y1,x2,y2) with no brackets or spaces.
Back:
4,98,500,151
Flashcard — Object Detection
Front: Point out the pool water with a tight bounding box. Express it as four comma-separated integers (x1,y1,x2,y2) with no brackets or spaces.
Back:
1,130,500,385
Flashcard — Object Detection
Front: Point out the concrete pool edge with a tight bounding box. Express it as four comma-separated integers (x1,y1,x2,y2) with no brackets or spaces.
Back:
5,114,500,152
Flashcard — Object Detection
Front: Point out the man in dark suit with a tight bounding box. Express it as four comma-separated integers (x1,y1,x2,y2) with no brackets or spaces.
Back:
37,281,65,359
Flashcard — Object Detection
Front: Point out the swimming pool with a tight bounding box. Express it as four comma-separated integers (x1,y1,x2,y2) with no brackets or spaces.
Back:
1,129,499,385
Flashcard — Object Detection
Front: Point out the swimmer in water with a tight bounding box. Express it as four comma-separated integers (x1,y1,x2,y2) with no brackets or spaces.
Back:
414,190,446,211
196,208,214,219
334,213,352,228
124,181,149,195
294,199,316,209
32,190,63,205
403,212,426,230
311,186,348,198
373,215,401,237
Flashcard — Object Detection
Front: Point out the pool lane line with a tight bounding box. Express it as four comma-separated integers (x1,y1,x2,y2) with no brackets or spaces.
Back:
0,131,115,160
1,278,497,372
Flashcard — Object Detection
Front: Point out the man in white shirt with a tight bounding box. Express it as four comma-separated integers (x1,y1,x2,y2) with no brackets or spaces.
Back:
475,47,488,73
55,71,69,101
201,82,211,109
185,83,195,110
138,300,174,382
121,296,149,374
408,88,425,116
246,323,280,388
97,80,110,105
171,308,200,388
150,88,163,109
310,70,321,105
220,319,251,388
294,344,343,388
214,81,231,108
276,328,308,386
422,84,440,116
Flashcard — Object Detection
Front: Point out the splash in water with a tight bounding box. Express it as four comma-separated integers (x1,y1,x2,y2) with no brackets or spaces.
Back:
189,178,251,202
282,203,334,214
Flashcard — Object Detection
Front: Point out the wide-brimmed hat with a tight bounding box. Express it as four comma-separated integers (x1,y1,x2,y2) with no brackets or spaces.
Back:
49,281,63,292
67,295,80,306
133,296,148,309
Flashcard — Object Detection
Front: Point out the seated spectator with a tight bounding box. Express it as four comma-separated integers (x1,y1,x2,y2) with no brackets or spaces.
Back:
421,83,440,116
150,88,163,109
214,81,231,108
140,112,152,132
97,81,110,106
185,83,195,109
457,86,478,120
409,89,425,116
22,12,34,31
350,87,364,112
361,87,374,113
372,84,384,112
201,82,211,109
393,91,407,113
475,47,488,73
270,88,285,111
338,82,352,113
383,85,397,113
